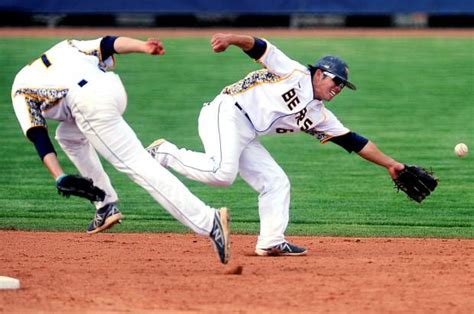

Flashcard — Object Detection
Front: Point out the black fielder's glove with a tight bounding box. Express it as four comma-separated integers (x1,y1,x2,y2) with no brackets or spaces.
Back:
56,174,106,202
393,165,438,203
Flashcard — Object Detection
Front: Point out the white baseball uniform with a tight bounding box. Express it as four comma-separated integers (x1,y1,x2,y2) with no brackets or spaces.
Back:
151,39,350,249
11,37,216,235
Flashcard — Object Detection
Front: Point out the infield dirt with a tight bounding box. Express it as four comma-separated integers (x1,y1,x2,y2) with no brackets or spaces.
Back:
1,231,473,313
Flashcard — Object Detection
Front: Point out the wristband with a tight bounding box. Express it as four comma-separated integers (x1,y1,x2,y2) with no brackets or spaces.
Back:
56,174,67,183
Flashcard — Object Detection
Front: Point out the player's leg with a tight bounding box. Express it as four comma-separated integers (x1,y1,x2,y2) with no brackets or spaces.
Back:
55,120,118,210
69,78,228,254
147,94,255,187
239,140,307,256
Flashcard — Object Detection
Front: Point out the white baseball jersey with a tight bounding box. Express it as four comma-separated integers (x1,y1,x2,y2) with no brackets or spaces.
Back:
12,38,116,134
222,39,350,142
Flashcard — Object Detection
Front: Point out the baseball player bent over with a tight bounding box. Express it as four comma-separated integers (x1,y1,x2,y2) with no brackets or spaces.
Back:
147,33,408,257
11,36,230,264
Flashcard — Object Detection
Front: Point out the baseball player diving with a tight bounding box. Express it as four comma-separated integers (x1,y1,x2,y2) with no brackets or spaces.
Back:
11,35,230,264
147,33,437,256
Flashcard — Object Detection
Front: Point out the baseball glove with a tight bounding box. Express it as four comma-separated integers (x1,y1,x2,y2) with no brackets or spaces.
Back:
393,165,438,203
56,174,106,202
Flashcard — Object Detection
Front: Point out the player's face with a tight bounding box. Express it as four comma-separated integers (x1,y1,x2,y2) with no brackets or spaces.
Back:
313,70,344,101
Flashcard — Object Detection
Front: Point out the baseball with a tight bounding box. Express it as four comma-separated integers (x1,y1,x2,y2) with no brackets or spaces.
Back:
454,143,468,157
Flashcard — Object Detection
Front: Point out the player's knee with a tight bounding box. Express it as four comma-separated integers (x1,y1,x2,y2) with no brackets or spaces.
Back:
267,173,290,193
210,168,238,187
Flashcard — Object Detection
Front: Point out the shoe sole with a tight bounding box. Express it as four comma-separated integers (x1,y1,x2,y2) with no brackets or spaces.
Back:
219,207,231,264
255,248,308,257
87,213,123,235
146,138,165,150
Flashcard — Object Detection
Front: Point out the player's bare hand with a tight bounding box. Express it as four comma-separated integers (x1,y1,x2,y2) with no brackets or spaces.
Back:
211,33,231,53
388,163,405,180
145,38,165,55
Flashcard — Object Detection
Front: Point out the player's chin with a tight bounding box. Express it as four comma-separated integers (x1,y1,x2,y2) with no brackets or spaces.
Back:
324,94,335,101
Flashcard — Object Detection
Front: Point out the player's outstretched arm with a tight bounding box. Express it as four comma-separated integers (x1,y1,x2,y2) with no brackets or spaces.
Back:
211,33,255,53
113,37,165,55
358,141,438,202
357,141,405,179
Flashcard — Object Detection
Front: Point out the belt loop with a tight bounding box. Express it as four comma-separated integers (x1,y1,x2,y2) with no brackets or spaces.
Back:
40,54,51,68
78,79,88,87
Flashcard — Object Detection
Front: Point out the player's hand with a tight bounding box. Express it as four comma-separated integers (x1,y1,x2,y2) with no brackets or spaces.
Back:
144,38,165,55
211,33,232,53
387,163,405,180
56,174,106,202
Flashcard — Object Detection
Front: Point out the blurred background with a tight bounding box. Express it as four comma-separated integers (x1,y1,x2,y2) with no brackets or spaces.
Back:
0,0,472,29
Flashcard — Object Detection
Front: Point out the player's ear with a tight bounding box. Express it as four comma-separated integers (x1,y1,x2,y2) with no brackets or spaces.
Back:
314,69,323,82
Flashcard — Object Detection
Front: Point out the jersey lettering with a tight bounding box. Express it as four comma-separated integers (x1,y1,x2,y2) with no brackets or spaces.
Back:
294,108,313,131
300,119,313,131
281,88,300,110
295,109,307,125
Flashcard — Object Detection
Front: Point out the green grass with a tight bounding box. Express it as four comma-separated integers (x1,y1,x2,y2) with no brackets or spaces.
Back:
0,36,473,238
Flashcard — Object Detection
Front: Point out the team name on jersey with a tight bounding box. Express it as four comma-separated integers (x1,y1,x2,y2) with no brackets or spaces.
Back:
276,88,313,133
281,88,300,110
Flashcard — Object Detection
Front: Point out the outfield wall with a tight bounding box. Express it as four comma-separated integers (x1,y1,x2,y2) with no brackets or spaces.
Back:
0,0,473,27
1,0,473,14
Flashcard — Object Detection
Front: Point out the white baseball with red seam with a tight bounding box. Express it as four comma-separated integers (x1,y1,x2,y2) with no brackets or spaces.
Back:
454,143,468,157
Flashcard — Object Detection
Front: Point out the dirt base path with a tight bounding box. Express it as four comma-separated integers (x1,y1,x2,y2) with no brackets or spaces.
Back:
0,231,473,313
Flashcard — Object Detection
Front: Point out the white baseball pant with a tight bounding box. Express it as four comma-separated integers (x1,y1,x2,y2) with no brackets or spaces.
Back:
154,94,291,249
14,73,216,235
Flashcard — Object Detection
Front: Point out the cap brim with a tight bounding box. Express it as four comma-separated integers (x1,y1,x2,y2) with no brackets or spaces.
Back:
335,74,356,90
344,81,356,90
321,69,357,91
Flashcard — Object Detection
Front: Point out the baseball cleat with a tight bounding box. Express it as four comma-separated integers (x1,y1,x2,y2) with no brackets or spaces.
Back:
86,203,123,234
146,138,166,159
255,242,307,256
210,207,231,264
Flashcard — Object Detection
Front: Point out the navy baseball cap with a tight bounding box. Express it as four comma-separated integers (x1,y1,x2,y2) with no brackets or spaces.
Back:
311,55,356,90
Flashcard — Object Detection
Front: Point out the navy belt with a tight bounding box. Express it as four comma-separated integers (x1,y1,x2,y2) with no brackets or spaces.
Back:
234,102,251,122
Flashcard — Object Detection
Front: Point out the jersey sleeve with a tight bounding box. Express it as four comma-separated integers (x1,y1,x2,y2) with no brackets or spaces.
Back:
304,107,350,143
13,93,57,160
12,92,49,135
69,37,116,70
329,131,369,153
257,40,306,77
